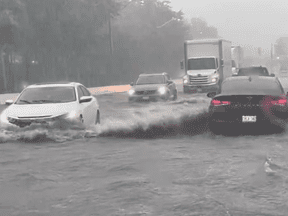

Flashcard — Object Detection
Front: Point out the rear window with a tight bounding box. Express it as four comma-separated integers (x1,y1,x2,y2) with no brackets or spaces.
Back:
221,78,283,95
238,68,269,76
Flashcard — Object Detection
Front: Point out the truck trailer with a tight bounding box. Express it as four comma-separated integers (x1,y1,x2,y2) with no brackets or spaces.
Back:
181,39,232,94
231,45,244,75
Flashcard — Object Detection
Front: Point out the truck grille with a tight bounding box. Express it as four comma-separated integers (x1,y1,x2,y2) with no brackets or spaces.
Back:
189,75,209,85
136,90,157,95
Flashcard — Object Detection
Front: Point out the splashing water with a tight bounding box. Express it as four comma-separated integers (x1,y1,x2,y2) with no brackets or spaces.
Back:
0,98,212,143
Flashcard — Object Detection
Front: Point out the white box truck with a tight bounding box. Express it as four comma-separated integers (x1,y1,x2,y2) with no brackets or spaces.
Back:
181,39,232,93
231,45,244,76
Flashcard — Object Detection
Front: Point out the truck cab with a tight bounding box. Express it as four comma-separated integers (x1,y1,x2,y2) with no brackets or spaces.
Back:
182,56,221,93
181,39,232,94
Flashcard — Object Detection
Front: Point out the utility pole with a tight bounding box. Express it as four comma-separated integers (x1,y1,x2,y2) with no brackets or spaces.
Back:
1,44,7,92
108,12,113,55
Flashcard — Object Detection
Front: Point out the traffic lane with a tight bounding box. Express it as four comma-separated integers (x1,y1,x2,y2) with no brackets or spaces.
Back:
0,80,183,105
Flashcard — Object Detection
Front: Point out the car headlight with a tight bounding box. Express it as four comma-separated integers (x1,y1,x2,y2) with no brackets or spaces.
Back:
0,112,9,124
60,111,77,120
211,73,219,83
158,86,166,95
66,111,77,119
128,89,135,96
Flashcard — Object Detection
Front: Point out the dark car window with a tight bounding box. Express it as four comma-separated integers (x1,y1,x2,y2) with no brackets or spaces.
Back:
136,75,165,85
77,86,84,100
15,86,76,104
80,86,91,96
221,78,283,95
238,67,269,76
188,58,216,70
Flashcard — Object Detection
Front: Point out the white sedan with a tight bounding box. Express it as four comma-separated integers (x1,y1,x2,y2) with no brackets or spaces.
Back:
0,82,100,128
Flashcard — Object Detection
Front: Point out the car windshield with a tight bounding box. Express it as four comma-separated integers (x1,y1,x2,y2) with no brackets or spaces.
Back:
221,78,283,95
238,68,269,76
15,86,76,104
136,75,164,85
188,58,216,70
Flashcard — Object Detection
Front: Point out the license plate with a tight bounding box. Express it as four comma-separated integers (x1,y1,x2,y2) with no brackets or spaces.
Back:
197,88,202,92
143,96,149,100
242,116,257,123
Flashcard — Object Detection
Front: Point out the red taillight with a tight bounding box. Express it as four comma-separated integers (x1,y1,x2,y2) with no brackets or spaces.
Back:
271,98,287,106
211,99,231,106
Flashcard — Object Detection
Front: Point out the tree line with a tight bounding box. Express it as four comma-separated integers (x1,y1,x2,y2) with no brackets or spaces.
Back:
0,0,219,93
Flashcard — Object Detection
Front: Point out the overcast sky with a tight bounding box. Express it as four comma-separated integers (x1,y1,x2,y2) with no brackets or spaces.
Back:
168,0,288,55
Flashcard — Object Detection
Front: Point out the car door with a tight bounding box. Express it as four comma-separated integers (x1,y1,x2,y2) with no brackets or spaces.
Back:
76,85,90,125
78,85,97,125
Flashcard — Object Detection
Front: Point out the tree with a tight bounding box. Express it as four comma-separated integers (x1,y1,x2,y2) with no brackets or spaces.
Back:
190,17,218,39
275,37,288,56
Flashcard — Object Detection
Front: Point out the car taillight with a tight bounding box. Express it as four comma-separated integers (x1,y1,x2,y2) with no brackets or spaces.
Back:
211,99,231,106
271,98,287,106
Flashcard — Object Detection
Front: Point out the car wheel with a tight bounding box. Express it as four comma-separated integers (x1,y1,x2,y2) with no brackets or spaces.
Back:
172,90,178,101
209,122,222,135
95,110,100,125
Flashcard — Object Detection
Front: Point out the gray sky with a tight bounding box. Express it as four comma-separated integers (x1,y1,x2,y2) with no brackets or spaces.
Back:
169,0,288,55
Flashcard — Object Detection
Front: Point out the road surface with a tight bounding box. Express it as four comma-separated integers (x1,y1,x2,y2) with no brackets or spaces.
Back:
0,78,288,215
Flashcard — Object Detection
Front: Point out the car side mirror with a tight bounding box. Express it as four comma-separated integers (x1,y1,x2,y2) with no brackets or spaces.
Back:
207,92,216,98
220,59,224,67
5,99,13,105
270,73,275,77
79,96,92,103
130,82,134,86
167,80,173,85
180,60,184,69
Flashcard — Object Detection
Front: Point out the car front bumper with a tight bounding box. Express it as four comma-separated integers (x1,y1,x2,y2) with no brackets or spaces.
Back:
128,93,168,102
183,83,219,93
7,115,80,128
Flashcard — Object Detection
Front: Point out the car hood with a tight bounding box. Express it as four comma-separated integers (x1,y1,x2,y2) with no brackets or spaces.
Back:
187,69,217,76
133,84,166,91
5,102,78,118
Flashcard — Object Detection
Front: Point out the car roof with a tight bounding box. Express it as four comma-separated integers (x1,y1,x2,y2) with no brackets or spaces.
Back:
139,72,168,76
240,65,268,69
224,76,277,82
27,81,82,88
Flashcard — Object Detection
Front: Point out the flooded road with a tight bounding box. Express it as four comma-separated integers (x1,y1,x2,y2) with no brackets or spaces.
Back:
1,84,288,216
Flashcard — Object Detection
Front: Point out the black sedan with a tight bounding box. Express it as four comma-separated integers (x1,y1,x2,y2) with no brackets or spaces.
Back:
207,76,288,134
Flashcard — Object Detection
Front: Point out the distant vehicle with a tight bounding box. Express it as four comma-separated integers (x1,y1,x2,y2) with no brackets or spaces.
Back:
207,76,288,134
234,66,275,77
0,82,100,128
280,64,288,73
181,39,232,94
128,73,177,102
231,46,244,76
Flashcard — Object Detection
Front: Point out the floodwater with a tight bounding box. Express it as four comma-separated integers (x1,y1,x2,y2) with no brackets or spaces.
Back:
1,85,288,216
